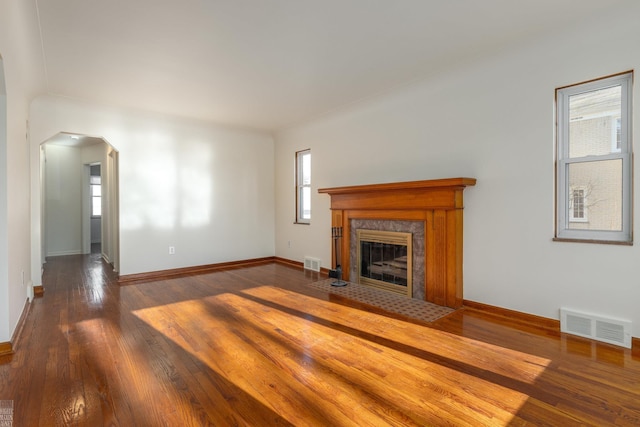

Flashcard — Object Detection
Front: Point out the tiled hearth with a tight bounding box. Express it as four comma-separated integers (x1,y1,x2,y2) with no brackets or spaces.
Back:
307,279,455,323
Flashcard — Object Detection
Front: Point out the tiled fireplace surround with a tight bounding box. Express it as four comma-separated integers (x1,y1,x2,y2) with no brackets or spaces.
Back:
319,178,476,309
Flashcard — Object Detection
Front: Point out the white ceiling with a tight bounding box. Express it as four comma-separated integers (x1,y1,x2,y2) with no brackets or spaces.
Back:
35,0,624,132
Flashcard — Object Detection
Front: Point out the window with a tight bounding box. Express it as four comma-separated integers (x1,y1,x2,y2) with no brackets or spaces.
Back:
569,187,587,222
90,174,101,217
295,149,311,223
556,72,633,243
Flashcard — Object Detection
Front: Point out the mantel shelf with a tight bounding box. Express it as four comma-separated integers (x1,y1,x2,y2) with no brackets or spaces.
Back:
318,177,476,196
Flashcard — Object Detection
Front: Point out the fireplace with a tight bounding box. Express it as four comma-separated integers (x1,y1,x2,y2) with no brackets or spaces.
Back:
350,219,425,300
319,178,476,308
357,229,412,296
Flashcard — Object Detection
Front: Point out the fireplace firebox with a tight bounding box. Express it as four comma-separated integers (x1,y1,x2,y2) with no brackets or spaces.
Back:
357,229,412,296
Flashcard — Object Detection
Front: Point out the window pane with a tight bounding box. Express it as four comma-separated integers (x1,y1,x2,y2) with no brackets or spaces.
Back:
301,152,311,185
92,197,102,216
569,85,621,158
90,175,101,185
300,186,311,220
295,149,311,223
91,184,101,197
567,159,622,231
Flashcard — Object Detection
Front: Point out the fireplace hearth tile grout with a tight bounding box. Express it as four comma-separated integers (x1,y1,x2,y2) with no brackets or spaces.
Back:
307,279,455,323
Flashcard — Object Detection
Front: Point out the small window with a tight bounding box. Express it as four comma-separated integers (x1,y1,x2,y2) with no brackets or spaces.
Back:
555,72,633,243
569,187,587,222
90,174,101,217
295,149,311,224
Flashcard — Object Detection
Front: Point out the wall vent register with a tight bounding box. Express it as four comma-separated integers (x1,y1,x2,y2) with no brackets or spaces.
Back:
303,256,321,272
560,307,631,348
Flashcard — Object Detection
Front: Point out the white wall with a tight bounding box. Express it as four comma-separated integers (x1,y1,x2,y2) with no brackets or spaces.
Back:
44,145,83,256
43,142,107,256
0,56,8,342
0,1,47,342
275,5,640,338
30,96,275,277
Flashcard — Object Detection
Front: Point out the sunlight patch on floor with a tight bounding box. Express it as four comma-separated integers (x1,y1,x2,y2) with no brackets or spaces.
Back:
242,285,553,379
131,287,550,425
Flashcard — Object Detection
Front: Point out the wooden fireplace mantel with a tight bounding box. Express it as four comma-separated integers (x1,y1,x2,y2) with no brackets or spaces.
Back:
318,177,476,308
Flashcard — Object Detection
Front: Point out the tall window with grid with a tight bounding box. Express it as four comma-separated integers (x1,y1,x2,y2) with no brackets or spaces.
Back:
556,72,633,243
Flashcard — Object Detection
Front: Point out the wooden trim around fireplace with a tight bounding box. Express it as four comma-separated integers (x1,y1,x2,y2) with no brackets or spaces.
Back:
319,178,476,308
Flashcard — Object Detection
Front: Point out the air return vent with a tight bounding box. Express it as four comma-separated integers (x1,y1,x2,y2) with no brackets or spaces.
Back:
560,308,631,348
303,257,321,272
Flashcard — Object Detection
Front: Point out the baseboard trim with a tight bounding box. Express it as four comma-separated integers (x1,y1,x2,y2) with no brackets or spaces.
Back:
11,298,32,349
464,299,639,352
1,298,33,357
273,256,303,269
273,257,331,275
118,256,278,285
47,250,83,257
463,299,561,333
0,342,12,357
34,285,44,297
274,257,329,278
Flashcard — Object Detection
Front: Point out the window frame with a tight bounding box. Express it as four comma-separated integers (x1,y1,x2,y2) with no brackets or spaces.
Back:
555,71,633,244
612,116,622,153
295,149,311,224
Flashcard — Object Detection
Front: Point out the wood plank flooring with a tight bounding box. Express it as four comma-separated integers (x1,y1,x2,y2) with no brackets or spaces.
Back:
1,253,639,426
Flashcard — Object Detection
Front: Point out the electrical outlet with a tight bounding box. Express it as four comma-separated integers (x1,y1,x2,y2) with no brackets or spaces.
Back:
169,246,175,255
22,271,25,286
288,240,291,248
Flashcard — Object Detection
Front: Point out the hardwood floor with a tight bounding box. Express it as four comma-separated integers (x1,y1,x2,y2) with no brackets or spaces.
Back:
1,253,639,426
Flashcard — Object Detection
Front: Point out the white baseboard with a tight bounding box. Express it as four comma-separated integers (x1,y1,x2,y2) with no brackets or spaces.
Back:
47,249,82,257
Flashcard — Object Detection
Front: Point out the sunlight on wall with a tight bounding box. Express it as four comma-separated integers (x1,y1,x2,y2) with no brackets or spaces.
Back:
120,132,175,230
179,140,213,228
142,135,177,230
120,132,214,231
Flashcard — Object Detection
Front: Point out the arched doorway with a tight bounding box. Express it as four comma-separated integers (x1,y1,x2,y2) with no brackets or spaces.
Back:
40,133,120,272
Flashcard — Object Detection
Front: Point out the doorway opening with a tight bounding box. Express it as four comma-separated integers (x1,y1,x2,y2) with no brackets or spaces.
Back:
41,133,120,272
89,163,102,255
